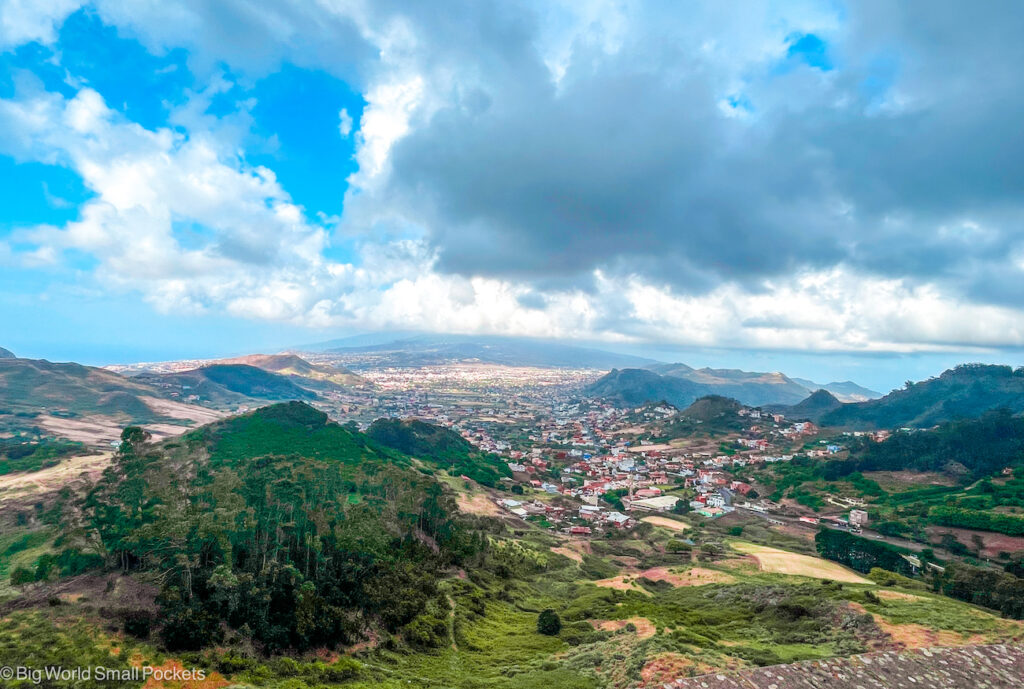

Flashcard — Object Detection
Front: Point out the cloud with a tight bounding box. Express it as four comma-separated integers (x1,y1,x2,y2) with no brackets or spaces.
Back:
2,0,1024,356
338,108,352,138
0,0,82,49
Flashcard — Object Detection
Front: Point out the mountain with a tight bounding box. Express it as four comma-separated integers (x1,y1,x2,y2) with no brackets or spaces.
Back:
646,363,880,403
589,366,816,407
0,347,15,359
790,378,882,402
820,364,1024,429
0,357,178,419
584,368,710,407
135,363,317,407
0,357,222,446
321,334,656,369
215,353,365,386
771,389,843,423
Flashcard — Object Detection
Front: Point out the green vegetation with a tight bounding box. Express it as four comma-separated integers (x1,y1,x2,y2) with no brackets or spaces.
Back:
0,358,170,420
366,417,511,486
929,505,1024,536
0,437,86,474
80,403,484,653
822,364,1024,429
537,609,561,635
816,529,1024,619
137,363,316,406
836,409,1024,479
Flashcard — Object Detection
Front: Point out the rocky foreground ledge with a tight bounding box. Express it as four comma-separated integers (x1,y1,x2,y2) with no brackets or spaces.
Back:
664,643,1024,689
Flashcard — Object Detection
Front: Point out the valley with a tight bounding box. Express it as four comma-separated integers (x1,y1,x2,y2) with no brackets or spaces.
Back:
1,344,1023,688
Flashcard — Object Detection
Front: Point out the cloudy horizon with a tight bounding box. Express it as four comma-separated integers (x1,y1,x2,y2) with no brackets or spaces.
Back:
2,1,1023,389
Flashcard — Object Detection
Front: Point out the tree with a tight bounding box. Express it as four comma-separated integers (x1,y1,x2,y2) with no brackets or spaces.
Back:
537,609,561,636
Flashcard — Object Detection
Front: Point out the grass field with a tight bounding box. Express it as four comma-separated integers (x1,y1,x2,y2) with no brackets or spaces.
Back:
641,515,691,531
729,541,873,584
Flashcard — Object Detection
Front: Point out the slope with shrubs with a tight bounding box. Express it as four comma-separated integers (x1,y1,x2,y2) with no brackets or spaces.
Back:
366,417,512,486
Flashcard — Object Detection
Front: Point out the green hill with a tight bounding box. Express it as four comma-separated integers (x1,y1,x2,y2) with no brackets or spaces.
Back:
0,347,14,359
366,417,511,486
821,364,1024,429
0,358,167,419
585,368,709,407
79,402,476,653
136,363,317,407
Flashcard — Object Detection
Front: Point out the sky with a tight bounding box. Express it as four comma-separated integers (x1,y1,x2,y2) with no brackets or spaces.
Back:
1,1,1023,391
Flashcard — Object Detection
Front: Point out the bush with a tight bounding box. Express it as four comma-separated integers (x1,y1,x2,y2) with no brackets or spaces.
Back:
323,657,362,682
537,609,562,636
122,610,154,639
403,613,448,649
10,566,34,586
867,567,925,590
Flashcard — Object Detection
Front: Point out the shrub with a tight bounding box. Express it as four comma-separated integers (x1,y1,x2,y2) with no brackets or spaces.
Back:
10,566,34,585
122,610,154,639
323,657,362,682
537,609,562,636
404,613,448,649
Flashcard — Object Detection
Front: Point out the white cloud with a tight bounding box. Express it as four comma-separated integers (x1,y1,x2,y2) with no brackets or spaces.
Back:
2,1,1024,358
338,107,352,137
0,0,82,50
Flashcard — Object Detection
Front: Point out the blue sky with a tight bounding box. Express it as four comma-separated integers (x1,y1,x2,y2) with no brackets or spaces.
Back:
1,1,1023,391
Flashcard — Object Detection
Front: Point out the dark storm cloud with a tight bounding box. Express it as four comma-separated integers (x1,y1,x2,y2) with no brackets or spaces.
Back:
367,1,1024,302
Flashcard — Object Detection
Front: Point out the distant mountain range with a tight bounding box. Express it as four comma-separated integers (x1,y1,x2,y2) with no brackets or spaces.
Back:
135,364,318,406
214,353,365,387
586,365,881,408
316,334,656,369
0,352,362,446
0,347,15,359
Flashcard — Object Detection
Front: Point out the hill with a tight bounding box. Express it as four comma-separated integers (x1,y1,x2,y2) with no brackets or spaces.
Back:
215,353,365,386
322,334,655,369
584,368,709,408
0,347,14,359
820,364,1024,429
680,395,745,423
135,363,317,407
771,389,843,423
75,402,475,653
366,417,511,486
0,358,166,418
0,357,224,448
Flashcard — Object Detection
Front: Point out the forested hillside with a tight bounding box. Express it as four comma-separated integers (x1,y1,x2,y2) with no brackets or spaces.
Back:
830,409,1024,480
76,403,483,652
820,364,1024,428
366,417,511,486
